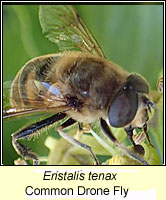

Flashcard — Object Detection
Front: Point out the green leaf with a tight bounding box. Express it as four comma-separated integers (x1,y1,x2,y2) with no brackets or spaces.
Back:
108,144,161,165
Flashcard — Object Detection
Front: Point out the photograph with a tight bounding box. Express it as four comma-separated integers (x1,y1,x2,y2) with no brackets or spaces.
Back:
3,4,163,166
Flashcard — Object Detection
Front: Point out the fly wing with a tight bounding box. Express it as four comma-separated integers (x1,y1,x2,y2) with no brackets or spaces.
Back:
3,80,70,120
39,5,106,58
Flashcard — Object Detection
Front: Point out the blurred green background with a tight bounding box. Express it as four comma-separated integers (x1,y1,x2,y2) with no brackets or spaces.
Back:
3,5,163,165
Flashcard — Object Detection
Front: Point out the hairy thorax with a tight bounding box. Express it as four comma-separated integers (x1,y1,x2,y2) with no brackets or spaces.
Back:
53,52,128,123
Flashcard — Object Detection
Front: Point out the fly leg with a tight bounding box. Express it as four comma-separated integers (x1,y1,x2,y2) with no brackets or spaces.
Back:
100,118,149,165
124,126,145,154
143,123,154,147
12,113,66,165
57,119,100,165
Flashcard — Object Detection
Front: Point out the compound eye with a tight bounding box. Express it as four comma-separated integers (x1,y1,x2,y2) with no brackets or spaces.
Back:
108,89,138,127
127,74,149,94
